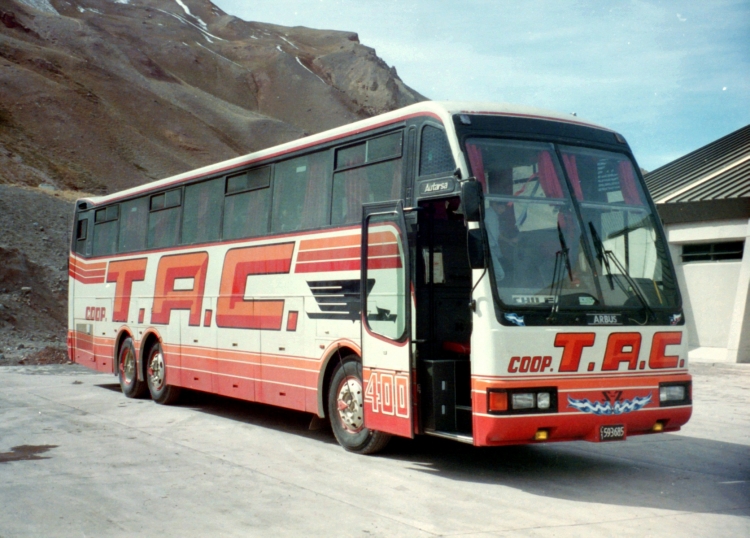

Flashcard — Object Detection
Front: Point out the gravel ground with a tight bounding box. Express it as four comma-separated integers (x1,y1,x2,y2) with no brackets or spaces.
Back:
0,184,76,365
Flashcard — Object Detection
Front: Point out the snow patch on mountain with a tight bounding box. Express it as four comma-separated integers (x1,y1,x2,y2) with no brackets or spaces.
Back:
16,0,58,15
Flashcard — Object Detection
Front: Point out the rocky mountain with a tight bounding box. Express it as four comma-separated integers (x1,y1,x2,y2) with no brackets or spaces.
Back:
0,0,425,364
0,0,425,193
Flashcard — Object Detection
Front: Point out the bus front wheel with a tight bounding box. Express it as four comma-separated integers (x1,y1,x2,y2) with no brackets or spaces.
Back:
118,337,147,398
328,357,390,454
146,343,181,405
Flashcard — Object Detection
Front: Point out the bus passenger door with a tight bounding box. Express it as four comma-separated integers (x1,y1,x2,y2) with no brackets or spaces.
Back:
361,202,413,438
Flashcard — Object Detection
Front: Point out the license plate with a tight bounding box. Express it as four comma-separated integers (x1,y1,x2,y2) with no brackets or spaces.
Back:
600,424,626,442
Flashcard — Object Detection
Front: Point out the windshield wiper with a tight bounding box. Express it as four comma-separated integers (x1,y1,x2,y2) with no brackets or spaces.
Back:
589,222,615,290
547,223,573,322
588,222,655,322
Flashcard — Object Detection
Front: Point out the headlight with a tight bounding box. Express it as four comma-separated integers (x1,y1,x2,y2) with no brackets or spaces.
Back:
659,382,691,406
486,387,558,414
660,385,685,402
511,393,535,409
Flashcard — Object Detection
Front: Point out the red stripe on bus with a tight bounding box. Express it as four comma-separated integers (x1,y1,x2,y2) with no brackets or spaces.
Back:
295,259,360,273
368,257,402,270
295,243,399,263
296,246,360,262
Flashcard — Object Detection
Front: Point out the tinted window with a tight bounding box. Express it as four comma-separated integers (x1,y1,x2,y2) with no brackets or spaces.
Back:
95,205,118,223
332,159,402,226
420,125,455,176
223,167,271,240
336,132,402,170
75,211,93,256
118,197,149,253
148,189,182,248
331,132,404,225
272,151,331,233
76,219,87,241
92,205,119,256
182,178,223,244
368,132,402,162
226,166,271,194
336,143,366,169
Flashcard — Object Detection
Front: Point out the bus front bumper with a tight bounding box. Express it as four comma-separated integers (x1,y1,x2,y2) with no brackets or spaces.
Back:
471,373,692,446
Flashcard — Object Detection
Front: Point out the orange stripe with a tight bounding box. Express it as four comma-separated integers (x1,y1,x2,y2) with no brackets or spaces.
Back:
69,269,106,284
69,258,106,272
299,234,360,251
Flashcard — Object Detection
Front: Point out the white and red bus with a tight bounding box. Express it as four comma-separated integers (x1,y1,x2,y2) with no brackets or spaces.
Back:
68,101,692,453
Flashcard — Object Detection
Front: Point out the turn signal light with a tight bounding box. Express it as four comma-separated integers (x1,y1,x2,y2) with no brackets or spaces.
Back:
652,421,664,432
488,391,508,412
534,429,549,441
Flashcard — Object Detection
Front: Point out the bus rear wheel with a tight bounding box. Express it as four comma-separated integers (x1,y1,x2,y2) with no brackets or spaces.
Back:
146,342,181,405
328,357,390,454
118,337,147,398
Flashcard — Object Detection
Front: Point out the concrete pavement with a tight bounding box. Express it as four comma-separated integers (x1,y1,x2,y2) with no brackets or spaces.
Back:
0,362,748,537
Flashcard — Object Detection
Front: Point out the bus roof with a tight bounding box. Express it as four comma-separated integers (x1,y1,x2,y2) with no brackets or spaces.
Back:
78,101,608,207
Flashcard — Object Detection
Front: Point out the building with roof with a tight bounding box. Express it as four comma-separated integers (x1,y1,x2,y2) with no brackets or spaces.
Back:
645,125,750,363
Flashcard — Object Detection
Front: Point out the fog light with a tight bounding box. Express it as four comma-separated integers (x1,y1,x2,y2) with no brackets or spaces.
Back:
511,393,535,409
488,391,508,413
660,385,685,402
652,421,664,432
537,392,551,409
534,429,549,441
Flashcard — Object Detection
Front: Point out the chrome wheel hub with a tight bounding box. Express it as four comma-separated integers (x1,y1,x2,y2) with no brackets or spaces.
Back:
336,376,364,433
148,352,165,390
121,348,136,385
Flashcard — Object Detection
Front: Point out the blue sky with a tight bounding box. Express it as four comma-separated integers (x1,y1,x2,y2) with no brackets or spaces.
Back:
213,0,750,172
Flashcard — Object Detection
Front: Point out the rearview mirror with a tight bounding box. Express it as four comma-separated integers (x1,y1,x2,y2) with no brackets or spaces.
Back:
467,228,486,269
461,179,483,222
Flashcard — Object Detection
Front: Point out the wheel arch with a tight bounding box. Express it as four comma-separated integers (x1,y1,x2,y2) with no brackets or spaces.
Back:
113,327,134,376
138,329,163,383
317,340,361,419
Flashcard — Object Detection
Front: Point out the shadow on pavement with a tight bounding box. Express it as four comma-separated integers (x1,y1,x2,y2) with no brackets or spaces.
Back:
381,433,750,514
93,384,750,515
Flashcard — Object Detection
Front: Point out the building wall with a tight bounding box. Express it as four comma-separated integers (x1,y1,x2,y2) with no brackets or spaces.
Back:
665,218,750,363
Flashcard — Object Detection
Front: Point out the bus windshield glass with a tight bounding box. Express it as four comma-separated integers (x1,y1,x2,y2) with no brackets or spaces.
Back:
465,138,679,312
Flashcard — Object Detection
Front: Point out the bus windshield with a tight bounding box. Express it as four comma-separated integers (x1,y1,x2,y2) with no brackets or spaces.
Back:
464,138,679,312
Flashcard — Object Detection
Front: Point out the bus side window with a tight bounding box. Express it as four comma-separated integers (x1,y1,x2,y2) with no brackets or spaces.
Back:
92,205,119,256
419,125,455,177
118,197,149,253
182,178,223,245
223,166,271,240
148,188,182,249
332,131,403,226
75,211,92,256
272,150,331,233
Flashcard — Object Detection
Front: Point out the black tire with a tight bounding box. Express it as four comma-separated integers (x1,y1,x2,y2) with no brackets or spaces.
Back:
117,337,147,398
328,356,390,454
145,342,181,405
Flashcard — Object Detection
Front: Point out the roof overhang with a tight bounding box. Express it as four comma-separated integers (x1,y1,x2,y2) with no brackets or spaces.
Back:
657,198,750,225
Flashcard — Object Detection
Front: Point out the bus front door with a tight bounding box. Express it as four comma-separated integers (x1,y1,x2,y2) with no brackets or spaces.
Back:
361,202,413,438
